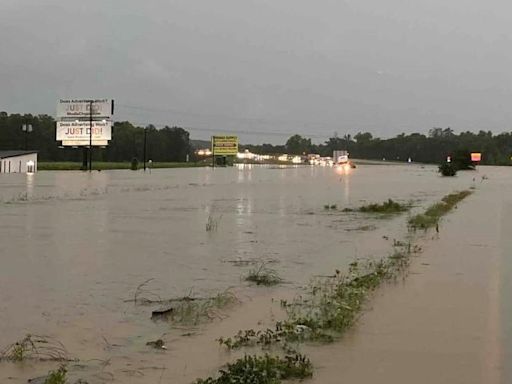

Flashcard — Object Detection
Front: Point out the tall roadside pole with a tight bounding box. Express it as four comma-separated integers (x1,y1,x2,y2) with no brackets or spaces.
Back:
89,100,93,172
143,127,147,171
212,136,215,168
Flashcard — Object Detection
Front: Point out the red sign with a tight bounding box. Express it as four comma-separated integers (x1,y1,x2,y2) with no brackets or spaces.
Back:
471,153,482,162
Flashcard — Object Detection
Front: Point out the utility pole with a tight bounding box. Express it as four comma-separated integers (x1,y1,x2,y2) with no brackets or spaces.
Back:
89,100,93,172
212,136,215,168
143,127,147,171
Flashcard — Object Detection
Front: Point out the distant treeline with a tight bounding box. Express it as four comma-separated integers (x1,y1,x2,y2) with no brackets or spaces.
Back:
0,112,192,162
2,112,512,165
242,128,512,165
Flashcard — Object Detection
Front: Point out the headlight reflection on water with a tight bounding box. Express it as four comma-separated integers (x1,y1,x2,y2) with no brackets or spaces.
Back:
335,163,352,175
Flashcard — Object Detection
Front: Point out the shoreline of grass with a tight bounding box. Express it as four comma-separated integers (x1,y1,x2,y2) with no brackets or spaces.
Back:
37,161,209,171
408,190,472,230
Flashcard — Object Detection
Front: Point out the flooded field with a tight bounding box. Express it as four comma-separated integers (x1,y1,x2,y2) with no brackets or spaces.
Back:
0,164,508,383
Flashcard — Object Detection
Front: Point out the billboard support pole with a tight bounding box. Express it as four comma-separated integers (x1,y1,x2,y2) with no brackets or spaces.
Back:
89,100,93,172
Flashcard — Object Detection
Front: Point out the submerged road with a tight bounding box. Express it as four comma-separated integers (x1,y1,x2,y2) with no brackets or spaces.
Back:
307,167,510,384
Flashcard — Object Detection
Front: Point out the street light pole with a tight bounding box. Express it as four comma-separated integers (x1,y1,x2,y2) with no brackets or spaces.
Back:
21,124,33,150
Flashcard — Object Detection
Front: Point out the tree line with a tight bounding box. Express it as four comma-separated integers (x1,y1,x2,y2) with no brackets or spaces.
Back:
2,112,512,165
242,127,512,165
0,112,191,162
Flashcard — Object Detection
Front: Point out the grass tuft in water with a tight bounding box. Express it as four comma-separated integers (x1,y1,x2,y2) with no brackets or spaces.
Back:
408,190,472,230
206,215,221,232
245,264,283,286
0,335,72,362
194,353,313,384
44,366,67,384
151,290,239,325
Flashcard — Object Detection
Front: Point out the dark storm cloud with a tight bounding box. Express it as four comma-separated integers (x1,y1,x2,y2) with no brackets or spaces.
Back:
1,0,512,143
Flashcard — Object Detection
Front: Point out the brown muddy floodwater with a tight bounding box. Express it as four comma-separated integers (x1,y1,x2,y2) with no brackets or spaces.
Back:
0,164,509,383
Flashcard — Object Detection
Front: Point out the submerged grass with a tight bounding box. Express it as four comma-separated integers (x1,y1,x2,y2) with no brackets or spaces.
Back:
44,366,67,384
358,199,410,214
245,264,283,286
151,290,239,325
219,249,412,351
0,335,72,362
195,353,313,384
206,215,221,232
408,190,472,230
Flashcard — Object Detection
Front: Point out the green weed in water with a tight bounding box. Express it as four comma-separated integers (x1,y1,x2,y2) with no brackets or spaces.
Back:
194,353,313,384
44,366,67,384
358,199,409,214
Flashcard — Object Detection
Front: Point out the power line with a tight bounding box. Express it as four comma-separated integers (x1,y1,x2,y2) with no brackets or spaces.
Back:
118,103,330,127
125,121,332,139
116,103,340,139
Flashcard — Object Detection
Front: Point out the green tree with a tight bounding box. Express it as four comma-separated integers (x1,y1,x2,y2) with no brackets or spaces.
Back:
354,132,373,144
285,134,312,155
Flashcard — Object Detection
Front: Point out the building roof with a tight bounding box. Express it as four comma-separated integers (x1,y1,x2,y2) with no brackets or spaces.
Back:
0,150,38,159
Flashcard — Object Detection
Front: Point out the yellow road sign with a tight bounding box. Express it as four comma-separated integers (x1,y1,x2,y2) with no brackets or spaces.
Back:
212,135,238,156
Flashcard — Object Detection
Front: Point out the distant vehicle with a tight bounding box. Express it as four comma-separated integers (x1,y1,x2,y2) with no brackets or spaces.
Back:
333,150,349,164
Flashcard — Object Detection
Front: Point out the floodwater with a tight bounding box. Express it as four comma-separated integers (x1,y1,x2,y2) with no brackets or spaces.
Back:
0,164,509,383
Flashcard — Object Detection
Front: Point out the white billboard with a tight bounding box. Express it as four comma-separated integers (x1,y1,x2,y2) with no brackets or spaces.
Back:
57,121,112,146
57,99,113,119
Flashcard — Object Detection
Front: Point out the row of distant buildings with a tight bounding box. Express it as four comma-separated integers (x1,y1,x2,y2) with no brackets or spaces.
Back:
195,148,350,166
237,149,348,166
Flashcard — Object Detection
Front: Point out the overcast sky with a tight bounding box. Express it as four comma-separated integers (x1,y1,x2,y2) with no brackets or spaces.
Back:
1,0,512,143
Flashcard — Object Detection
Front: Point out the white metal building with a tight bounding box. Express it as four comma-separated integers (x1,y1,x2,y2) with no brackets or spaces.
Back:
0,151,38,174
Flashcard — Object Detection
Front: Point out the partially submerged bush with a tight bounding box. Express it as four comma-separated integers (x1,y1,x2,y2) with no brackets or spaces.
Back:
246,264,282,286
439,162,457,176
130,157,139,171
195,353,313,384
358,199,409,214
